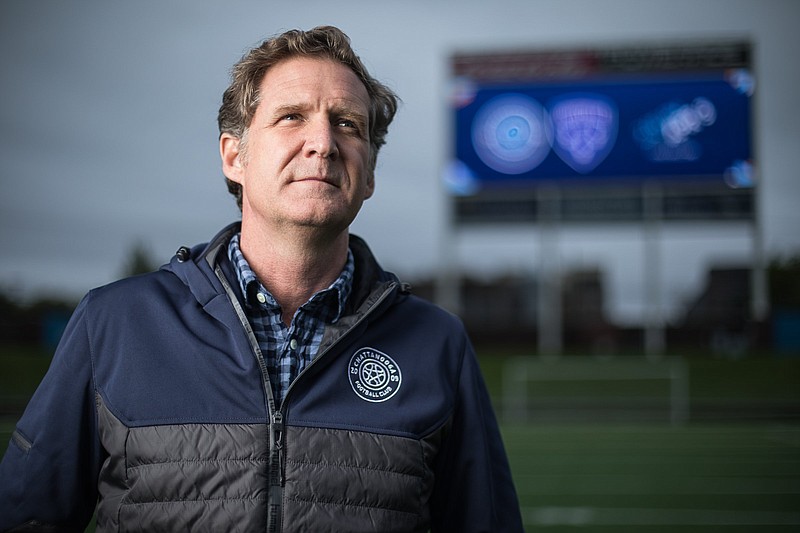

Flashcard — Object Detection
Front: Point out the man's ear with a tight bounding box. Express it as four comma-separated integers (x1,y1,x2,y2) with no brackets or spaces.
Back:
364,171,375,200
220,133,244,184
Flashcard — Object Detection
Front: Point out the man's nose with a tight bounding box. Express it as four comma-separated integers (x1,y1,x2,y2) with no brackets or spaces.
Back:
305,119,339,160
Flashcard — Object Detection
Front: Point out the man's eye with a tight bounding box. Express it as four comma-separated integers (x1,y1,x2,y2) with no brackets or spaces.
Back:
337,119,357,129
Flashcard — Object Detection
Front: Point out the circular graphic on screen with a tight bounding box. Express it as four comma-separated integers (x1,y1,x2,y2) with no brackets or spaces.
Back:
471,94,552,175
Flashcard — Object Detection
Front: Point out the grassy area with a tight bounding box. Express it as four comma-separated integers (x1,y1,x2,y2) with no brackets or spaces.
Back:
0,344,53,398
504,422,800,531
480,351,800,531
477,351,800,401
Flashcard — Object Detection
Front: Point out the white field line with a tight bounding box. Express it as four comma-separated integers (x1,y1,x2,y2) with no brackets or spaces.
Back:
523,506,800,526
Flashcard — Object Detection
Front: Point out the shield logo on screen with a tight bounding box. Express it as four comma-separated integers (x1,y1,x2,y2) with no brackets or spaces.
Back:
471,94,552,175
549,94,618,174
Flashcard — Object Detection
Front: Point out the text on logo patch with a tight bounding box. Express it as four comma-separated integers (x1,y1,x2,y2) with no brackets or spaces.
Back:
348,347,402,403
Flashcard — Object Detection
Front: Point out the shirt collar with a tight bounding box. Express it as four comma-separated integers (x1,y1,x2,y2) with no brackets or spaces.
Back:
227,232,354,323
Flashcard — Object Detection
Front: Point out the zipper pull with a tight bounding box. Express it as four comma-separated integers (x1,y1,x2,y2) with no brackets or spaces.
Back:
271,411,285,486
272,411,284,448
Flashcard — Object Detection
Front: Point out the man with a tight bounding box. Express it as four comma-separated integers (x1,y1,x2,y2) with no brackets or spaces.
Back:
0,26,523,532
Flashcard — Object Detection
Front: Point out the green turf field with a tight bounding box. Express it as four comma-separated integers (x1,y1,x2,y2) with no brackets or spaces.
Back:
504,423,800,531
1,347,799,532
488,353,800,531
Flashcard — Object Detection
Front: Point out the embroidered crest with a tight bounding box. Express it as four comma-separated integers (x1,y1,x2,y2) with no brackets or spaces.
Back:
348,347,402,403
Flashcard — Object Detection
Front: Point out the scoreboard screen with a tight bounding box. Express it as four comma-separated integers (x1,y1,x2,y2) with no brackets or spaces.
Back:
447,42,755,222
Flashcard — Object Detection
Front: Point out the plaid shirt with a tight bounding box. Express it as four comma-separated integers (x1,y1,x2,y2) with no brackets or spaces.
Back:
228,233,354,406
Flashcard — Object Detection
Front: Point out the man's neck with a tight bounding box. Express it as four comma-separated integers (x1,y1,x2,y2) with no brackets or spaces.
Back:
238,222,350,325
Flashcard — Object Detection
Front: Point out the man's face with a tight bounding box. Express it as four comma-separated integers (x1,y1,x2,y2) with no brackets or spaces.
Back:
222,56,373,236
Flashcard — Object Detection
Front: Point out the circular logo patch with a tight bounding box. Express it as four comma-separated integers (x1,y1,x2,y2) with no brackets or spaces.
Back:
348,347,402,403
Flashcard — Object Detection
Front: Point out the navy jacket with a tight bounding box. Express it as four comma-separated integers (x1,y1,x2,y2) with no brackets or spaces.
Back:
0,223,523,532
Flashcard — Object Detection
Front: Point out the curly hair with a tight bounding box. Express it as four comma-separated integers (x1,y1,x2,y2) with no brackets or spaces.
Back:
218,26,399,209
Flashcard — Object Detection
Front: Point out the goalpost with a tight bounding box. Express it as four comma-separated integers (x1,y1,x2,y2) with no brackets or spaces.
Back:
502,357,690,425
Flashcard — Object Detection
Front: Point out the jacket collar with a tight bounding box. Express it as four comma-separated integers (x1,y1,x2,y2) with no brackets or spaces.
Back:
163,222,401,314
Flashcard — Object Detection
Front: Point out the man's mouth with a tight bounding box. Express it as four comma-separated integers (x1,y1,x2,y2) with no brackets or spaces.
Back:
295,175,339,187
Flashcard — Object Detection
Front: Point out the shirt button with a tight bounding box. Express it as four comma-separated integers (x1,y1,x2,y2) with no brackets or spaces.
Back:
289,338,298,350
256,292,267,304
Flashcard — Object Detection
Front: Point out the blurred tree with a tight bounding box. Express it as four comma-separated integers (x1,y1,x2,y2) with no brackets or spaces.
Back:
769,256,800,308
769,255,800,354
122,241,158,278
0,290,76,346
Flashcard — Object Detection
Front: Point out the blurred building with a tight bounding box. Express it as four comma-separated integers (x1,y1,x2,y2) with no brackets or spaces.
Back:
412,259,795,356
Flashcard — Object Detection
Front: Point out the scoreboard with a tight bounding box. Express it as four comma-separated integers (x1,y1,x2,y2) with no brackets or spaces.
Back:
447,41,755,223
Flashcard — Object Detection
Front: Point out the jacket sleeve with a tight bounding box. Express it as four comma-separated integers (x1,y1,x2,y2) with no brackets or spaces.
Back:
429,337,525,532
0,295,101,532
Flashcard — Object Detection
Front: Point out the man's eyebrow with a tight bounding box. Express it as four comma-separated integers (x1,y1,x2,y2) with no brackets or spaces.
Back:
270,101,367,116
330,102,370,129
331,101,368,116
270,103,309,117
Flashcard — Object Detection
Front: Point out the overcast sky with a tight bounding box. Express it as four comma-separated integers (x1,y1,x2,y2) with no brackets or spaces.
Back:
1,0,798,325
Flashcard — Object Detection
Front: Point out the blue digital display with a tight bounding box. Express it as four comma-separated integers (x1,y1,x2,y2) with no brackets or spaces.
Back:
449,71,754,194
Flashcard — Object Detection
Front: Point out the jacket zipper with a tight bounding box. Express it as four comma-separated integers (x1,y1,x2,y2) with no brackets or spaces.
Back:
216,261,399,531
267,411,284,533
214,265,283,532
